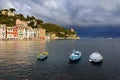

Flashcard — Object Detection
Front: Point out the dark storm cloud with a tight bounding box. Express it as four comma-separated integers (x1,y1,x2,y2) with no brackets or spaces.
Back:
1,0,120,26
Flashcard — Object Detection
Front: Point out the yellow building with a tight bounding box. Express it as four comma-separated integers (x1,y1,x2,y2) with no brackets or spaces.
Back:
1,10,8,15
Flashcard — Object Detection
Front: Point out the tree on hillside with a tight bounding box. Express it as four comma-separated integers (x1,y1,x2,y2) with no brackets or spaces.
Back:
0,10,1,14
31,16,35,20
26,15,35,20
18,14,24,17
27,15,30,20
28,21,37,29
2,9,8,11
16,14,27,20
36,19,43,25
9,8,16,12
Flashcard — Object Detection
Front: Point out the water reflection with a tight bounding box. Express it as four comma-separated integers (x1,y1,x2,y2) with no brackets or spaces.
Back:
37,57,48,62
0,41,47,78
68,60,80,64
39,40,46,52
0,39,120,80
90,61,103,66
0,41,47,65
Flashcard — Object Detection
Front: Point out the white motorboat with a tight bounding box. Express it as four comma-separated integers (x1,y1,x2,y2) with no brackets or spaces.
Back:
69,50,81,61
89,51,103,63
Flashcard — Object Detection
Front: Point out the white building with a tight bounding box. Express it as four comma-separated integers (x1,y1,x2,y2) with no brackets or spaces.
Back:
1,9,15,16
8,10,15,16
0,24,6,39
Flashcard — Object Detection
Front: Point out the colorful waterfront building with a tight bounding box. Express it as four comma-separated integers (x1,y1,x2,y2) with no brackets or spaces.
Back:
0,24,18,40
39,28,46,40
34,28,46,40
16,25,26,39
6,26,18,39
21,26,34,39
0,24,6,39
7,27,13,39
27,27,34,39
12,26,18,39
0,19,46,40
16,19,29,39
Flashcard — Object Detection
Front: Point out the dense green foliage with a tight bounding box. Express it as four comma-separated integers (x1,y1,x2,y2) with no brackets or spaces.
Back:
0,14,15,26
39,23,76,37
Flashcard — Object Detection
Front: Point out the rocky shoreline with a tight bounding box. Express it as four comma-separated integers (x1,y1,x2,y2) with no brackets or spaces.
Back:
51,36,80,40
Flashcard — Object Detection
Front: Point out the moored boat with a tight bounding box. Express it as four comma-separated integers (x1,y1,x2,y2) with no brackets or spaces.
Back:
89,51,103,63
37,52,48,60
69,50,81,61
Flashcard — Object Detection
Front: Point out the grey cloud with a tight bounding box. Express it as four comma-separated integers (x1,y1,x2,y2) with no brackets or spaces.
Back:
1,0,120,26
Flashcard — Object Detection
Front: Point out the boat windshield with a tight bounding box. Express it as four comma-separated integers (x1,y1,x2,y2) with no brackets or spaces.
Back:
75,52,79,55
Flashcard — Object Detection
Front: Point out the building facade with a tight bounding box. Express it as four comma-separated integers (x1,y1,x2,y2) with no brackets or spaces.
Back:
13,26,18,39
39,28,46,40
1,9,15,16
16,19,28,27
0,24,6,39
34,28,46,40
0,19,46,40
7,27,13,39
7,10,15,16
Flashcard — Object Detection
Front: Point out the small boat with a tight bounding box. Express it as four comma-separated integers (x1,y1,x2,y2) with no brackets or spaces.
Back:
37,52,48,60
89,51,103,63
69,50,81,61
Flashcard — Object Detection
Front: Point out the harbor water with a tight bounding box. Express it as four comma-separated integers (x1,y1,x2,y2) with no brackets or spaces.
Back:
0,38,120,80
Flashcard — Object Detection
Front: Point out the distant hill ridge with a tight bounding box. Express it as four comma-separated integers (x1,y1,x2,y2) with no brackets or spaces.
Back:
74,26,120,38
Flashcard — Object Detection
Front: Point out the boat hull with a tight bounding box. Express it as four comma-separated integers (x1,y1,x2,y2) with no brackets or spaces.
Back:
69,57,81,61
37,52,48,60
37,55,48,60
89,52,103,63
89,58,102,63
69,50,81,61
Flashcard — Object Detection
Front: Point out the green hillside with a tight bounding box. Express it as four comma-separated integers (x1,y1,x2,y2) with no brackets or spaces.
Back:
0,8,76,37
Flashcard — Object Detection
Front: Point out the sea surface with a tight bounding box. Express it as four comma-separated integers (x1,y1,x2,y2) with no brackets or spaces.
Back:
0,38,120,80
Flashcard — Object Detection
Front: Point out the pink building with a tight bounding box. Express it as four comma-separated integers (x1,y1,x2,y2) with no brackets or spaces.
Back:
16,19,28,27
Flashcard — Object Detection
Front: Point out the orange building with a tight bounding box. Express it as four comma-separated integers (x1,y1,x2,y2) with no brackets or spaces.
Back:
39,28,46,40
13,27,18,39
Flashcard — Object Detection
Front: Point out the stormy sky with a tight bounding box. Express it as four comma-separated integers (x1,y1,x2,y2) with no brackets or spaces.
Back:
0,0,120,27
